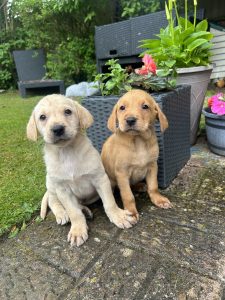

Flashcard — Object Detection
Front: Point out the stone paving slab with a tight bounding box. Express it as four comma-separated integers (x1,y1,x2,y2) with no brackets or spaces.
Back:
14,213,116,279
0,139,225,299
0,243,73,300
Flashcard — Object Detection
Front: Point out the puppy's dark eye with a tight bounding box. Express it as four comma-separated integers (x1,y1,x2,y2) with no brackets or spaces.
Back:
64,109,72,115
119,105,125,111
142,104,149,110
40,114,46,121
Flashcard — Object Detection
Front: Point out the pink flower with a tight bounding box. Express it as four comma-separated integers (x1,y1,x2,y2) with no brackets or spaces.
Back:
142,54,157,75
215,93,224,101
135,66,149,75
211,98,225,115
134,54,157,75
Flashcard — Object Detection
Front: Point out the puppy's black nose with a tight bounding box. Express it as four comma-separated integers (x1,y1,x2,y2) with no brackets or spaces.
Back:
52,125,65,137
126,117,137,126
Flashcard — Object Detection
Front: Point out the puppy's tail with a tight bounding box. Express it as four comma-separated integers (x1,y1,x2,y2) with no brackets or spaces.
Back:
40,191,49,219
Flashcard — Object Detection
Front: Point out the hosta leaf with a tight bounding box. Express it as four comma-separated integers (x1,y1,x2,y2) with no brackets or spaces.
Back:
180,26,195,41
187,39,208,51
184,32,213,45
139,39,161,49
179,17,193,29
160,35,173,46
199,42,213,50
196,19,208,32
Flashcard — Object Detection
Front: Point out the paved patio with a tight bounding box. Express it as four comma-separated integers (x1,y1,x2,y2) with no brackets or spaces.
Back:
0,137,225,300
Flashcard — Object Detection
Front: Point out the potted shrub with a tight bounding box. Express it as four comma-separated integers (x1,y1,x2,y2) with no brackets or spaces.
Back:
202,93,225,156
82,56,191,188
139,0,214,145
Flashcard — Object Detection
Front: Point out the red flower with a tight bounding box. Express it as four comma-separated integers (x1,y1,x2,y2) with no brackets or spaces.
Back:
208,97,213,107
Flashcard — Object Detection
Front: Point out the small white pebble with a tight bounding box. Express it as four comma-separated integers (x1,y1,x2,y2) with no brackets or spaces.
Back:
94,237,101,243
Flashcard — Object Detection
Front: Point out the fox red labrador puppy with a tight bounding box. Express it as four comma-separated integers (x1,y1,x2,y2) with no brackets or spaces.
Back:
101,89,172,220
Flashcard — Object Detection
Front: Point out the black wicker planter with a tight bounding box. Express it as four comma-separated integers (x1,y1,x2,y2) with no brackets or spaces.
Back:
82,85,191,188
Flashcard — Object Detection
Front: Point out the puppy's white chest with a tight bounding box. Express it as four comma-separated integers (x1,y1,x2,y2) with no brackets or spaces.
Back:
45,149,82,181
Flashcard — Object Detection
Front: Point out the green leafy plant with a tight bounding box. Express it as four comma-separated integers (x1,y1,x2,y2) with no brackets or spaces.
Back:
140,0,213,75
94,59,133,96
94,56,176,96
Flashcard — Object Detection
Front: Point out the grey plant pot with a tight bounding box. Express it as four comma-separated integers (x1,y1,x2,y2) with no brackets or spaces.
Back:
202,108,225,156
176,65,213,145
82,85,191,188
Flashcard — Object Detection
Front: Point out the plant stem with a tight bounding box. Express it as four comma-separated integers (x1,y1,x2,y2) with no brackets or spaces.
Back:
173,0,181,32
193,0,197,27
185,0,187,30
169,1,174,43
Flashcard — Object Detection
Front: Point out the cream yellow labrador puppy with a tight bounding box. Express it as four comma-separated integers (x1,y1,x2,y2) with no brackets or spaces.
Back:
27,94,136,246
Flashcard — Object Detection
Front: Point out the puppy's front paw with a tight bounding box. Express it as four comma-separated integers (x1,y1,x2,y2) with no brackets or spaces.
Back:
106,207,137,229
151,194,173,209
124,203,139,222
55,208,70,225
67,223,88,247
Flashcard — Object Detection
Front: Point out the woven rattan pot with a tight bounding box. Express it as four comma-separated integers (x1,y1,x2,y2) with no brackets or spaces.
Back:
82,85,191,188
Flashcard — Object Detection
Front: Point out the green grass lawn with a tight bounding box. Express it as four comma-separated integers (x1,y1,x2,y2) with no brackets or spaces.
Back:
0,91,46,237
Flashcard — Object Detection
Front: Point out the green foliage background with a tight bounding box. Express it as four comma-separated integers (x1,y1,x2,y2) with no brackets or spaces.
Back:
0,0,163,90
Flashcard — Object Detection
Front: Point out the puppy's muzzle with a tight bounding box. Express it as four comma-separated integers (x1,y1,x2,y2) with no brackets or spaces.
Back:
126,117,137,127
51,124,65,137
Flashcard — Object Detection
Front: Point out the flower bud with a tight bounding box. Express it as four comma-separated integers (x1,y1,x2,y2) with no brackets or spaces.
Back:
165,2,170,20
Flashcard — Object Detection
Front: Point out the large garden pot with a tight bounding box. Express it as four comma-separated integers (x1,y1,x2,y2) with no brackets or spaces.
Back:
176,65,213,145
82,85,191,188
202,108,225,156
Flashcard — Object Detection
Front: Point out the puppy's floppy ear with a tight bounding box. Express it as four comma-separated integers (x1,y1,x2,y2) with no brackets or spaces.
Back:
155,103,168,132
74,101,93,129
27,111,38,141
107,104,118,132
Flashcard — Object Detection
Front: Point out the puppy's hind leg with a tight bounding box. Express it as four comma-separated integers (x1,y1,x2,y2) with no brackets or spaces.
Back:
81,205,93,220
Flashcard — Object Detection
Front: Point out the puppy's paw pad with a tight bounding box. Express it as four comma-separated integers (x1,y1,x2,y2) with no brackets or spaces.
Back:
67,225,88,247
